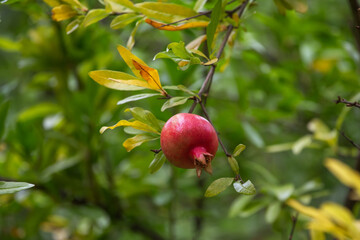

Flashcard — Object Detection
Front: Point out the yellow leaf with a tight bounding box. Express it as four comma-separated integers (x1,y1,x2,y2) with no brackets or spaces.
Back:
100,120,160,134
286,199,327,220
117,45,149,79
88,70,151,90
123,134,159,152
325,158,360,196
51,5,77,22
145,18,209,31
201,58,218,66
310,229,325,240
321,203,354,228
132,60,163,91
186,34,207,50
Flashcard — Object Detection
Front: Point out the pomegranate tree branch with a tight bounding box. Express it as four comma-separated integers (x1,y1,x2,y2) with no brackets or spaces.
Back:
340,131,360,150
336,96,360,109
199,101,231,157
288,212,299,240
188,0,249,113
347,0,360,54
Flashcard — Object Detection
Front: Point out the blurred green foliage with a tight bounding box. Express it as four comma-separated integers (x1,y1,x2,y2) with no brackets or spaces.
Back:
0,0,359,239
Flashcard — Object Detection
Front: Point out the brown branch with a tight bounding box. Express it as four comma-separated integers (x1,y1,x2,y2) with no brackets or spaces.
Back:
336,96,360,109
288,212,299,240
340,131,360,150
199,101,231,157
347,0,360,53
189,0,249,113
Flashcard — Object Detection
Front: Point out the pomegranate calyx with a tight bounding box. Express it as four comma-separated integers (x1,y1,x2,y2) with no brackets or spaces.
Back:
191,146,213,177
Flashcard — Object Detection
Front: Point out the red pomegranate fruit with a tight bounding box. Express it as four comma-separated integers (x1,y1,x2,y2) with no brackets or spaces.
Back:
160,113,218,177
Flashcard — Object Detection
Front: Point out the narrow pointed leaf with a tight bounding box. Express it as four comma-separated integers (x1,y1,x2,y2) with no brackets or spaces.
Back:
242,121,264,148
117,93,160,105
205,178,234,197
110,14,142,29
233,180,256,195
265,202,281,223
325,158,360,195
149,152,166,174
0,181,34,195
123,134,159,152
233,144,246,157
135,2,202,23
66,18,82,34
124,107,162,132
100,120,159,134
82,9,110,27
227,156,239,174
206,0,222,52
89,70,150,90
127,20,142,50
163,85,198,96
161,97,189,112
0,100,10,139
194,0,207,11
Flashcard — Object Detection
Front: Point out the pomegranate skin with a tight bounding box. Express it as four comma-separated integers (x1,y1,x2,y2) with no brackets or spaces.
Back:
160,113,218,175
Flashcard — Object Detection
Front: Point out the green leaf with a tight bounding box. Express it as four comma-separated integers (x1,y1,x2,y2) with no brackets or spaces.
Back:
149,152,166,174
135,2,200,23
242,121,264,148
294,180,323,196
227,156,239,174
123,134,159,152
41,155,81,181
194,0,207,12
106,0,137,11
228,195,254,217
123,126,146,135
204,178,233,197
89,70,149,91
0,181,34,195
265,201,282,223
243,161,279,184
271,184,294,201
18,103,60,122
292,135,312,155
124,107,162,132
110,14,142,30
163,85,198,96
66,18,82,35
161,97,189,112
233,180,256,195
127,19,142,50
0,37,20,52
117,93,160,105
167,42,193,59
0,100,10,139
82,9,110,28
233,144,246,157
206,0,222,52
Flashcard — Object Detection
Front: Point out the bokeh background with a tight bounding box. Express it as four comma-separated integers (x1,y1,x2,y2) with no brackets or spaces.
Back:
0,0,359,239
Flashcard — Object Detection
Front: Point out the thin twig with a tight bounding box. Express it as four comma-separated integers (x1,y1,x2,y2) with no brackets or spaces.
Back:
335,96,360,109
160,11,211,27
288,212,299,240
347,0,360,53
340,131,360,150
189,0,249,113
199,101,231,157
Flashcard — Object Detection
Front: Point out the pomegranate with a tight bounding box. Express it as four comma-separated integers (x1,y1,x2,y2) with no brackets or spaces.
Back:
160,113,218,177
